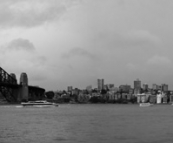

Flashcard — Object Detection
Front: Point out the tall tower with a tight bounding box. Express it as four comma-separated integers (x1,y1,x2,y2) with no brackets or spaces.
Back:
134,78,141,94
143,83,148,91
161,84,168,92
67,86,73,92
152,84,158,90
20,73,28,101
98,79,104,91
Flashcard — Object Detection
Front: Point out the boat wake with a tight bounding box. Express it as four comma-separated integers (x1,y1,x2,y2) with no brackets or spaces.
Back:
15,105,23,108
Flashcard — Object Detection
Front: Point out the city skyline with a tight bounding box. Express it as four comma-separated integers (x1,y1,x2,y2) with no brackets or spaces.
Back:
65,78,169,92
0,0,173,91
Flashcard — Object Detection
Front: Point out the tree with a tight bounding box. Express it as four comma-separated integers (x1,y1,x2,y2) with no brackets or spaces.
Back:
45,91,54,99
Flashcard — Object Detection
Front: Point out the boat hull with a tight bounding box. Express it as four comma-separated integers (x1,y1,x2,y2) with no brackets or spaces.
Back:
21,101,58,107
139,103,152,107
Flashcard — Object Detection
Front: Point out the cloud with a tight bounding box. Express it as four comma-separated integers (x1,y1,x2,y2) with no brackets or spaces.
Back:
6,38,35,51
17,58,48,81
147,55,172,65
126,63,138,71
62,47,95,59
93,30,160,49
0,38,49,83
0,0,81,28
36,56,47,66
124,30,160,46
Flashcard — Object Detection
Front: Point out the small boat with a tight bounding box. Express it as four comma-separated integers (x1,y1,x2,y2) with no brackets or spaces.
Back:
139,103,152,107
21,100,58,107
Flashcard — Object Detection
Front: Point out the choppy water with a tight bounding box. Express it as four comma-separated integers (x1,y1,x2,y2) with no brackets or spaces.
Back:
0,104,173,143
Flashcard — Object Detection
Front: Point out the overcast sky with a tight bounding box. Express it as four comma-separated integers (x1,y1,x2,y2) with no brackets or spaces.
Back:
1,0,173,91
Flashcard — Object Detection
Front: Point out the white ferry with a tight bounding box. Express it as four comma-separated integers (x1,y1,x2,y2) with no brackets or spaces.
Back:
139,103,152,107
21,100,58,107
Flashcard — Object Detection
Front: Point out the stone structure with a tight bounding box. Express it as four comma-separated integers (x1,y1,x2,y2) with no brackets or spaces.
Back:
20,73,28,101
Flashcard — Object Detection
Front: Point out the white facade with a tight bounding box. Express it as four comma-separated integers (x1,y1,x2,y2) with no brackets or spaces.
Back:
156,93,162,104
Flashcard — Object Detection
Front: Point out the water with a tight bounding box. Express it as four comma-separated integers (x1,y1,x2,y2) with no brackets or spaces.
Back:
0,104,173,143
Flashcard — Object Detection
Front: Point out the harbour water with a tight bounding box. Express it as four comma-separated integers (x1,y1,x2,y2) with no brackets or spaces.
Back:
0,104,173,143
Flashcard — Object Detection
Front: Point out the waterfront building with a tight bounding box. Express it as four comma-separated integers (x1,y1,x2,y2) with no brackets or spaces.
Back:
137,93,147,103
170,93,173,103
78,93,90,103
149,95,156,103
97,79,104,91
156,91,162,104
162,95,168,103
119,84,131,93
107,91,116,102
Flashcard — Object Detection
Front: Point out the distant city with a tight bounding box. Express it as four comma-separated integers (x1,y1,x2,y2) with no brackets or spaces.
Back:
0,64,172,104
45,78,172,104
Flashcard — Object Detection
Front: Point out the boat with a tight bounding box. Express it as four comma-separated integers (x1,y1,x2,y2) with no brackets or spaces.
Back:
139,103,152,107
21,100,58,107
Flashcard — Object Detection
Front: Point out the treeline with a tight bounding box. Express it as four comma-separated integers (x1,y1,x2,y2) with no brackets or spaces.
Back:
45,90,137,104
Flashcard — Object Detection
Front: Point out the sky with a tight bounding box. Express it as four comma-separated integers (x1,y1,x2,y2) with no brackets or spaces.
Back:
1,0,173,91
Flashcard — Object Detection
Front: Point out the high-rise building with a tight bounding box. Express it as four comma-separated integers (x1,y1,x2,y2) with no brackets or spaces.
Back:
67,86,73,92
161,84,168,92
152,84,158,90
143,83,148,91
134,79,141,89
98,79,104,91
134,79,141,94
119,85,131,93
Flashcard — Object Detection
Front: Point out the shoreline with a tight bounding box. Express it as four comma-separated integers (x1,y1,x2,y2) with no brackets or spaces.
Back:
0,102,172,106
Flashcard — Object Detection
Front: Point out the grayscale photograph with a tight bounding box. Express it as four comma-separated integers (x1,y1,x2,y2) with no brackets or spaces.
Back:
0,0,173,143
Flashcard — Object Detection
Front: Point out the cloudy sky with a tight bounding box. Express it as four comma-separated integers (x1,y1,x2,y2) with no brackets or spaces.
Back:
1,0,173,91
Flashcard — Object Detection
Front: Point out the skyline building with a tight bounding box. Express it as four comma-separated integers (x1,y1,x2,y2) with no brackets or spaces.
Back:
152,84,158,90
134,79,141,95
134,79,141,89
119,84,131,93
161,84,168,92
104,84,114,90
98,79,104,91
67,86,73,92
143,83,148,91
